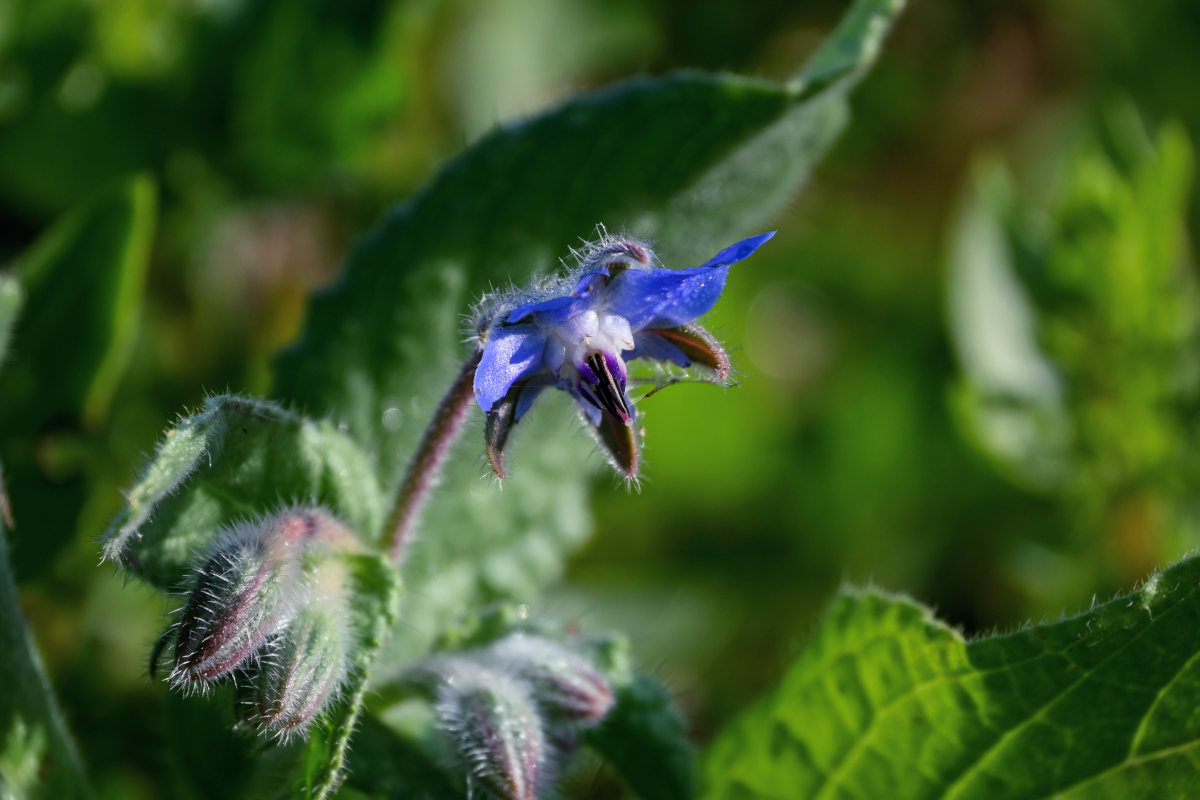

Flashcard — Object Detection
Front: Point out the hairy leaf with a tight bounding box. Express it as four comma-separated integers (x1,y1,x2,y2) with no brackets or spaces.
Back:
0,523,89,799
102,394,385,590
703,554,1200,799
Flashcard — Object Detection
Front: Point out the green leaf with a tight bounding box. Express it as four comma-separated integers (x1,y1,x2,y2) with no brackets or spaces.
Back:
272,0,904,664
703,554,1200,799
0,174,155,429
948,114,1198,506
101,394,386,590
587,674,696,800
0,175,156,575
946,160,1070,491
0,523,90,799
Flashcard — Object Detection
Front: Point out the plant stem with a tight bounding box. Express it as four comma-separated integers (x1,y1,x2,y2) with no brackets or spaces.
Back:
385,350,482,563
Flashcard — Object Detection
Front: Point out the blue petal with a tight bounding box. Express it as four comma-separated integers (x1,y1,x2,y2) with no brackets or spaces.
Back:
506,295,578,324
604,232,775,330
627,331,692,368
474,325,549,412
514,384,547,420
604,264,730,330
696,231,775,269
571,390,604,426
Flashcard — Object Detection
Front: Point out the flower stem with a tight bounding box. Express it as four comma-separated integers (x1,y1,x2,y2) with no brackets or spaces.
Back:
385,350,482,564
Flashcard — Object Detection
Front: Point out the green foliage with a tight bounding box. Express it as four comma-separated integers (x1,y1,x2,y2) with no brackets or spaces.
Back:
0,175,155,428
0,524,89,800
0,175,156,575
587,674,696,800
101,394,385,590
704,553,1200,799
0,268,85,798
950,114,1199,534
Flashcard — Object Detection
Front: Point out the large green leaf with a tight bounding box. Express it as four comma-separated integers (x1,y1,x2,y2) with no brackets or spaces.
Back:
703,554,1200,799
0,522,90,800
101,394,386,590
0,175,156,575
272,0,904,669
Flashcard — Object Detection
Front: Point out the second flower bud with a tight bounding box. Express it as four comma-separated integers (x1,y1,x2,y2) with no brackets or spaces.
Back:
161,508,359,737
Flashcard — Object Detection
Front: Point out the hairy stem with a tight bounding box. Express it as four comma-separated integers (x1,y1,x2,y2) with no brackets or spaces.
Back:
385,350,482,563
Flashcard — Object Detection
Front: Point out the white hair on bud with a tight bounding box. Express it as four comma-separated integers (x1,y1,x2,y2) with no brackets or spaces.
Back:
433,658,547,800
161,507,358,706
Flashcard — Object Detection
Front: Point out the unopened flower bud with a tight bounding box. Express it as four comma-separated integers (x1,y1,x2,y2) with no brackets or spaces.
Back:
169,509,353,686
488,633,614,726
435,660,545,800
237,586,351,738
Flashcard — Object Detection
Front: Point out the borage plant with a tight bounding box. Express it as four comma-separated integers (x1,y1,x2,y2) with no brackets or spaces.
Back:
90,0,903,796
7,0,1200,797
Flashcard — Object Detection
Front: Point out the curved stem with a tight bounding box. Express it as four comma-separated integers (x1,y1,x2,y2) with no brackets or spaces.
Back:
385,350,483,564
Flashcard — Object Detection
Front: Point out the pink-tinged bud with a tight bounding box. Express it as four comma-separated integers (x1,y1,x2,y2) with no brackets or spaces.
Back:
237,594,350,739
169,509,354,686
435,661,545,800
649,322,731,382
488,634,614,726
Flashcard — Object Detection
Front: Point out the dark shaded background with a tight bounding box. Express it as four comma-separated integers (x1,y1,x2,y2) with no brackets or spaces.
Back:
3,0,1199,795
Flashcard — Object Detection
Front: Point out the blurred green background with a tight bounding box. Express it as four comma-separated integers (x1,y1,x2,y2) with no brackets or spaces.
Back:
4,0,1200,796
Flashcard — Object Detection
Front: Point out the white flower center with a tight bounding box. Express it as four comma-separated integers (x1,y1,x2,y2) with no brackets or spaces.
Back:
543,311,635,385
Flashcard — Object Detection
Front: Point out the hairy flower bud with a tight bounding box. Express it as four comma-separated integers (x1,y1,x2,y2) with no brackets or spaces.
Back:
488,633,614,725
435,660,545,800
168,508,354,687
237,587,351,738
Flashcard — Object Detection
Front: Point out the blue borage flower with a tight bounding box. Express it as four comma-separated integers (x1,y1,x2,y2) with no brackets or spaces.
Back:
473,229,775,478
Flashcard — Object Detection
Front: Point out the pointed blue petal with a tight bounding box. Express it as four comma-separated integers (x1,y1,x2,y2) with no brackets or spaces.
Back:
604,233,774,330
604,264,730,330
627,331,692,368
474,326,549,412
696,231,776,269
